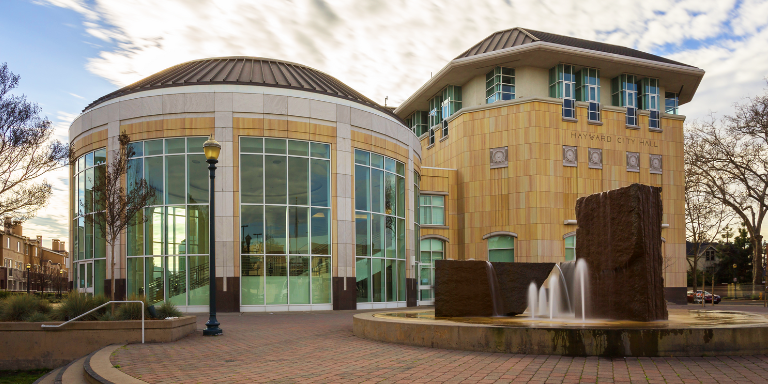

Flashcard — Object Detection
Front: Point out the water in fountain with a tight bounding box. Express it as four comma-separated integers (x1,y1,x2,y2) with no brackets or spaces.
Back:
574,259,589,322
526,260,591,322
537,286,548,317
527,282,538,319
484,261,504,317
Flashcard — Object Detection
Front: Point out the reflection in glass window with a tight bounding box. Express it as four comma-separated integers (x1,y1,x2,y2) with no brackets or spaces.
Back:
354,149,406,303
122,137,211,307
239,138,332,306
486,66,515,103
665,92,678,115
488,235,515,262
639,78,661,129
611,74,638,126
72,147,109,294
549,64,576,119
576,67,601,122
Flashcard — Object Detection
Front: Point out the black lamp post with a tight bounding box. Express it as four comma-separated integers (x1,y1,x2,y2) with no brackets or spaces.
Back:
26,264,31,294
203,136,223,336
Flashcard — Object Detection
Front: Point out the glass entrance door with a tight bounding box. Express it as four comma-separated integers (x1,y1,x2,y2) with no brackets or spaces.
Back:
418,262,434,305
77,261,94,295
418,238,444,306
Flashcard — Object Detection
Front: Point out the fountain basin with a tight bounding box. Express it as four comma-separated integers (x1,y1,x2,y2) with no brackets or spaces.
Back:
353,309,768,357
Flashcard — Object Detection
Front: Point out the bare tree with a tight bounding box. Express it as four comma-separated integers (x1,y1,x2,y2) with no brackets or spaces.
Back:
687,83,768,295
0,63,72,223
90,132,155,303
684,137,732,297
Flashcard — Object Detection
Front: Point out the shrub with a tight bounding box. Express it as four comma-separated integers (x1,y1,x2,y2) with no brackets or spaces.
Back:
1,295,52,322
52,293,109,321
95,311,117,321
116,295,150,320
156,301,183,318
27,312,51,322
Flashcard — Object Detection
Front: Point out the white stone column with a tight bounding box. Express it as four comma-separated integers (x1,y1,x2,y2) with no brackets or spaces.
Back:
214,93,235,291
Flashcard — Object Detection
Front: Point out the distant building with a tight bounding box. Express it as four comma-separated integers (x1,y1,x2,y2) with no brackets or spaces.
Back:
0,217,69,292
686,242,718,272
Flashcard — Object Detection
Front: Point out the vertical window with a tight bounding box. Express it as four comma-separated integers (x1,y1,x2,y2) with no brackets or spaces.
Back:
428,127,435,146
485,67,515,104
355,149,406,303
419,195,445,225
440,85,461,137
419,238,444,301
565,235,576,261
406,111,429,137
576,67,601,122
611,74,638,126
118,137,210,306
665,92,679,115
428,94,442,130
239,138,332,306
549,64,575,119
488,235,514,262
639,78,660,129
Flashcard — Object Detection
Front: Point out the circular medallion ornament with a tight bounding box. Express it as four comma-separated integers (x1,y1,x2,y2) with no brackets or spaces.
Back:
565,149,576,161
493,150,505,163
651,157,661,169
590,152,600,163
629,156,638,167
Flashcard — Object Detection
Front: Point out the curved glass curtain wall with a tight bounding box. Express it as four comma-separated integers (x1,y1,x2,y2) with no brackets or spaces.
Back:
239,137,332,306
72,148,108,296
125,137,210,306
354,149,406,303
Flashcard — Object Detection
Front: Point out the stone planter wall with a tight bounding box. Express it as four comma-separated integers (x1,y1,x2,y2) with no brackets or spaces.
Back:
0,316,196,370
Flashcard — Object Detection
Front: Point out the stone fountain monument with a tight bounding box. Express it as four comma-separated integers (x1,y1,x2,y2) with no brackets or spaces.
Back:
576,183,667,321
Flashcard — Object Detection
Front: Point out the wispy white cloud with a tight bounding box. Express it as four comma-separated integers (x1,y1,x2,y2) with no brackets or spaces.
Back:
68,92,84,99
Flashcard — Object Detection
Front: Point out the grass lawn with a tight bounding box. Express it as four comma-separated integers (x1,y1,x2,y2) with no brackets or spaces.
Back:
0,369,51,384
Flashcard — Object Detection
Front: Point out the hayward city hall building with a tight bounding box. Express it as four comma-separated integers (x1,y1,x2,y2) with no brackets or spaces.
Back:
68,28,703,311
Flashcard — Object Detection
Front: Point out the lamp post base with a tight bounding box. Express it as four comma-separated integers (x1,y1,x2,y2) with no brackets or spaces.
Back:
203,320,223,336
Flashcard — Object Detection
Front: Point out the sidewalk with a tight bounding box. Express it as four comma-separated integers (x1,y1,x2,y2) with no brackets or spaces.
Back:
110,308,768,383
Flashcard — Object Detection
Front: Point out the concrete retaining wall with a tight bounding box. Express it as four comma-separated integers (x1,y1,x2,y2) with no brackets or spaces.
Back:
353,312,768,357
0,316,196,369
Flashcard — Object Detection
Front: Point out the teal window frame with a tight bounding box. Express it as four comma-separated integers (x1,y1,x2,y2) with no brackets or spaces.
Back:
611,74,639,126
549,64,576,119
487,235,515,262
485,67,515,103
638,78,661,129
565,235,576,261
576,67,601,122
406,111,429,137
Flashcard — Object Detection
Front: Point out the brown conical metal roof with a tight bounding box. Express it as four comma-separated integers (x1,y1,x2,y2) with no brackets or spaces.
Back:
83,56,400,120
456,27,695,68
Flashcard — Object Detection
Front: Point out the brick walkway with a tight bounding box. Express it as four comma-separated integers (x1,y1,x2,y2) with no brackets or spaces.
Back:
111,306,768,383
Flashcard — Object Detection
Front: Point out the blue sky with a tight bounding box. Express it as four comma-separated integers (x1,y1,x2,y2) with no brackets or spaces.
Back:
2,0,768,246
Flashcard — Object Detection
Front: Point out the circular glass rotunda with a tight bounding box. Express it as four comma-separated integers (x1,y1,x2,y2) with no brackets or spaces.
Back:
69,57,422,312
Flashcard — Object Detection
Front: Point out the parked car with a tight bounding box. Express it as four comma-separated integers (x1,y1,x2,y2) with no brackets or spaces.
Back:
701,290,721,304
687,290,720,304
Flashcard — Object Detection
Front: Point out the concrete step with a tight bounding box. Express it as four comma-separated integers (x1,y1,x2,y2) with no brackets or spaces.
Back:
60,356,88,384
83,344,147,384
31,366,62,384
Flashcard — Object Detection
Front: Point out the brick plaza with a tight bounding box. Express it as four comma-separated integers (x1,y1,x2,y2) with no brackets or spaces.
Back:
110,305,768,383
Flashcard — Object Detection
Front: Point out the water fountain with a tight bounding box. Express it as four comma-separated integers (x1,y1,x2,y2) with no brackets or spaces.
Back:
353,184,768,356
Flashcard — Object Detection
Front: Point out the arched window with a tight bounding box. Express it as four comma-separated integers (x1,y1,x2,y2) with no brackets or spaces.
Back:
487,235,514,262
564,235,576,261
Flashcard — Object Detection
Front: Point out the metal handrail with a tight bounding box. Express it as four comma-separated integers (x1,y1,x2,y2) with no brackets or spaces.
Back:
41,300,144,343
